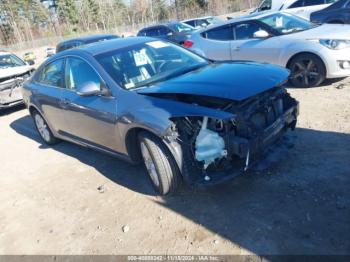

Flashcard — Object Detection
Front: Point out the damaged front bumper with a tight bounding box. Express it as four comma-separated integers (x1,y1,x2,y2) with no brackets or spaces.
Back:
0,76,27,109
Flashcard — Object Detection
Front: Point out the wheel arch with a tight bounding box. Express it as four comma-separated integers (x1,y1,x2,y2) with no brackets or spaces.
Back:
286,51,327,75
124,125,184,175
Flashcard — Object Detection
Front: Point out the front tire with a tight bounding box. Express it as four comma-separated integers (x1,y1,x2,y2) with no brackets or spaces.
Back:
32,110,59,145
138,132,181,195
288,54,326,88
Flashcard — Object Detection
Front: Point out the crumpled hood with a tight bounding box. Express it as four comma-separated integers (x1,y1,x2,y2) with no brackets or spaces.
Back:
138,62,289,102
0,65,33,80
284,24,350,40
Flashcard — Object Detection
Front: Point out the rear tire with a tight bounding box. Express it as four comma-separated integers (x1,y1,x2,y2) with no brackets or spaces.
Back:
138,132,181,195
288,54,326,88
32,110,59,145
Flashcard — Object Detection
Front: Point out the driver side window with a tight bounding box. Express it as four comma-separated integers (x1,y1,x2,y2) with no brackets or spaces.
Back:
65,57,102,91
234,23,263,40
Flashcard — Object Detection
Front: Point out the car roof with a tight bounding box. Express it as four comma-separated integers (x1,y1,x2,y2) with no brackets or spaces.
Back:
139,21,182,30
53,37,155,58
198,11,288,33
0,51,11,56
182,16,214,22
58,34,118,45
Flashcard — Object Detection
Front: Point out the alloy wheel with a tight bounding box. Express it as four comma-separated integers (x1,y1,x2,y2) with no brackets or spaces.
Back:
34,114,50,142
140,142,160,188
290,58,322,87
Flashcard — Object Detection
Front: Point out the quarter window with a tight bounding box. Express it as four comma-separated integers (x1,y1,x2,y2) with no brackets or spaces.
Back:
65,57,102,91
234,23,263,40
203,25,233,41
289,0,304,8
37,59,64,87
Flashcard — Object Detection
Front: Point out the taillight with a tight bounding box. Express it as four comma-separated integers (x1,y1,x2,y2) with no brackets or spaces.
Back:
183,40,194,48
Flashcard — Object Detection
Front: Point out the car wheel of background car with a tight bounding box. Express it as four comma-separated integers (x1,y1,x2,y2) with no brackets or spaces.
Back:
288,54,326,88
138,132,181,195
32,110,59,145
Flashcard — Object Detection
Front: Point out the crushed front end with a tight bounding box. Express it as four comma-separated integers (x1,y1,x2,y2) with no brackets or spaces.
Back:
0,72,31,109
168,87,299,186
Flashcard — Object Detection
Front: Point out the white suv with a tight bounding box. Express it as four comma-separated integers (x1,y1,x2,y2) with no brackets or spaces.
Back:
253,0,338,20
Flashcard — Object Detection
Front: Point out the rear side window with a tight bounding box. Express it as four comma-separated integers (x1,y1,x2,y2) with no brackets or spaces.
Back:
185,20,195,27
143,28,159,37
234,23,263,40
289,0,331,8
37,59,64,87
202,25,233,41
289,0,304,8
65,57,102,91
305,0,327,6
158,26,171,36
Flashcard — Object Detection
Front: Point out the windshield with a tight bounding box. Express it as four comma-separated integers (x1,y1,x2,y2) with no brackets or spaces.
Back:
258,13,316,34
96,40,208,90
0,54,26,69
170,22,195,33
258,0,272,11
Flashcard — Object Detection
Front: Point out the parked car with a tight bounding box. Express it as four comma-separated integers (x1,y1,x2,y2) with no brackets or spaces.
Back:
22,37,299,195
311,0,350,24
137,22,195,44
252,0,338,20
46,47,56,57
182,16,223,29
23,51,36,63
0,51,34,109
187,12,350,87
56,34,119,53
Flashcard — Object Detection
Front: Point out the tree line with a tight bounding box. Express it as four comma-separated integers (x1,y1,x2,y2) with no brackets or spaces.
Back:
0,0,259,46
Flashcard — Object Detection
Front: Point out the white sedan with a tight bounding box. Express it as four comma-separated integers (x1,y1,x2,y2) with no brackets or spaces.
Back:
186,12,350,87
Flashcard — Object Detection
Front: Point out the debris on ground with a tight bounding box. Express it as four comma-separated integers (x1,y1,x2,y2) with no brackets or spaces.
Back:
122,225,130,233
97,185,106,193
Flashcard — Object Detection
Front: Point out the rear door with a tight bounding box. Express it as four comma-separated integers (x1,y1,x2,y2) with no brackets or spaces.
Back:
60,57,118,151
200,24,234,60
230,21,281,65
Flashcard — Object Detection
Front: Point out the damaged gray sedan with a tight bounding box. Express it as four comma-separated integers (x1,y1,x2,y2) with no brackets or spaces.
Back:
22,37,299,195
0,51,34,109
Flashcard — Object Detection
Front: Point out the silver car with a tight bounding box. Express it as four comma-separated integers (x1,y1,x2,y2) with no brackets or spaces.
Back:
187,12,350,87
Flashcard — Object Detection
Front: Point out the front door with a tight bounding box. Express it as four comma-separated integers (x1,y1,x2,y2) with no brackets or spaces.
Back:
60,57,118,152
230,22,280,65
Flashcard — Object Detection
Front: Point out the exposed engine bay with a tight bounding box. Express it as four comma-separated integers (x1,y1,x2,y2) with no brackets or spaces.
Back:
162,86,299,185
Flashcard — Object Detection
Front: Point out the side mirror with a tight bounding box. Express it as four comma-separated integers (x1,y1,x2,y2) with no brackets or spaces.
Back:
27,60,35,65
253,30,269,39
77,81,101,96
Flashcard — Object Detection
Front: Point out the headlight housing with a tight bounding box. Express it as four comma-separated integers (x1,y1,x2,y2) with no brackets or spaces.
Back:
319,39,350,50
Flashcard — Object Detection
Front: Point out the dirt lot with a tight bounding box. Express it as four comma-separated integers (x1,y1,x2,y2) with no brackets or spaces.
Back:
0,78,349,256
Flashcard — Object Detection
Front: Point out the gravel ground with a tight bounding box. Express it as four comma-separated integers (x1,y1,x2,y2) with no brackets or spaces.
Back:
0,78,349,256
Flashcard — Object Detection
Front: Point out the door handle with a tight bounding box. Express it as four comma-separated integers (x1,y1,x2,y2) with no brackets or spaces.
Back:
233,46,240,51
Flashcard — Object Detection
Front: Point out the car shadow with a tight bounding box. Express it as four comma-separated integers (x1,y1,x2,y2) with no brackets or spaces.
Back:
10,114,350,255
286,77,348,89
10,114,156,196
0,103,25,116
